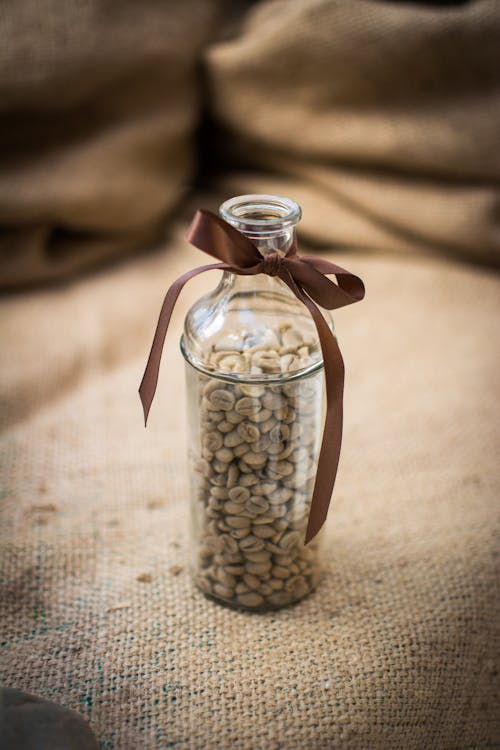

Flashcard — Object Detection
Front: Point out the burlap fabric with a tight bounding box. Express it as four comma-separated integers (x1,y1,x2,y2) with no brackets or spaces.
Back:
1,220,499,747
0,0,219,287
1,0,500,288
206,0,500,266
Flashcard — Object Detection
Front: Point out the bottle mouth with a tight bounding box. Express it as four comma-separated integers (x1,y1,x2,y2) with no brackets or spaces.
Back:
219,194,301,238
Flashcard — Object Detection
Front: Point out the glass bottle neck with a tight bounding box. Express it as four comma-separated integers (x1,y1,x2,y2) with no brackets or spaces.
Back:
248,227,295,257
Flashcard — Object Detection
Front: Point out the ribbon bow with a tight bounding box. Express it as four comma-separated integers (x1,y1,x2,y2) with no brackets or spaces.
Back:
139,209,365,543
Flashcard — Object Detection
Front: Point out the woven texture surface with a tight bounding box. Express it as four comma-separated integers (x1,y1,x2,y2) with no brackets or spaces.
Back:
1,232,499,748
208,0,500,266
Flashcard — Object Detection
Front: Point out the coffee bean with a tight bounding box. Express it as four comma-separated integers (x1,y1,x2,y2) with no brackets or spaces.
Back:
272,566,291,579
239,536,265,553
282,329,304,348
226,565,245,576
211,487,229,500
203,432,223,452
269,487,293,504
249,408,272,423
273,519,289,533
237,592,264,608
252,435,270,452
245,560,272,575
276,443,294,460
227,464,239,488
235,397,261,417
245,497,269,515
242,573,260,590
285,575,308,595
215,448,233,464
267,442,284,456
259,583,273,596
226,410,245,424
262,391,287,411
274,554,293,567
233,443,248,458
269,578,284,591
269,424,289,443
251,515,276,526
279,531,301,551
239,383,265,398
226,515,251,529
223,501,245,515
244,550,272,563
229,529,248,540
228,486,250,503
218,354,244,372
209,389,235,411
252,481,277,497
213,583,234,599
210,475,226,488
243,451,267,468
237,422,260,442
252,351,280,372
214,569,237,588
224,430,245,448
267,591,293,607
239,474,259,487
252,525,276,539
260,416,277,433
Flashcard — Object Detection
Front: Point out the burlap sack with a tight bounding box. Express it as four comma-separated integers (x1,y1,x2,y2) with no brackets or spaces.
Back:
0,0,219,287
1,230,499,748
206,0,500,264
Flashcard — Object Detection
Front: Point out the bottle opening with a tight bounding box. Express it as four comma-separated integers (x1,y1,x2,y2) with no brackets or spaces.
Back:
219,194,301,238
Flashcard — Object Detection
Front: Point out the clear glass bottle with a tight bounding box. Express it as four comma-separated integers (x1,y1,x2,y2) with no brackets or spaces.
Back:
181,195,330,611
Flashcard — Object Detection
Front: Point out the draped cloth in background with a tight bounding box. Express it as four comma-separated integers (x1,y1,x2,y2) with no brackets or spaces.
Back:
0,0,499,287
0,1,220,287
206,0,500,265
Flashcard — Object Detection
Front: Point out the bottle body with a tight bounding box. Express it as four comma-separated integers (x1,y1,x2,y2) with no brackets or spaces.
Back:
182,195,329,611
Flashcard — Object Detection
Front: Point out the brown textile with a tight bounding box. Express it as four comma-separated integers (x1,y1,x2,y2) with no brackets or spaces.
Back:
207,0,500,265
0,1,219,287
1,230,499,748
1,1,500,287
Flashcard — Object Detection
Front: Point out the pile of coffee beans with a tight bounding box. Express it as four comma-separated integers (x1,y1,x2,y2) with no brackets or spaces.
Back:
189,327,323,610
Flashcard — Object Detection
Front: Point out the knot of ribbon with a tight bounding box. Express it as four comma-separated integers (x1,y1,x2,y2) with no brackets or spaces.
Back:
139,209,365,543
261,251,282,277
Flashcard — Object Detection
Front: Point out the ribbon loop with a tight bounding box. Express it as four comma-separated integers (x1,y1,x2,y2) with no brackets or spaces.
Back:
139,209,365,543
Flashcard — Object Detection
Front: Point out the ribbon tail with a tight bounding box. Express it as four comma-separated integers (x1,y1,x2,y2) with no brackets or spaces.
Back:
139,262,228,425
279,270,345,544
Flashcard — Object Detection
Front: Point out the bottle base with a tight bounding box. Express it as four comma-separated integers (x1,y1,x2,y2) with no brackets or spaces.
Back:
194,575,320,613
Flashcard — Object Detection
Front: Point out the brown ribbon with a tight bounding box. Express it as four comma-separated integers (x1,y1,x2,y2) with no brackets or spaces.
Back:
139,209,365,543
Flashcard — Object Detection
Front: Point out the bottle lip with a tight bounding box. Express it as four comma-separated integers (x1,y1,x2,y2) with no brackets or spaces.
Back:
219,194,301,237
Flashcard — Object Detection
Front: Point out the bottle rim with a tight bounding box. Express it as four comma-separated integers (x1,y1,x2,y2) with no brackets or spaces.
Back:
219,194,301,238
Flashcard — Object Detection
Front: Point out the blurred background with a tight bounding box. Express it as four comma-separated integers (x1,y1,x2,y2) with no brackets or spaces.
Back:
1,0,500,290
